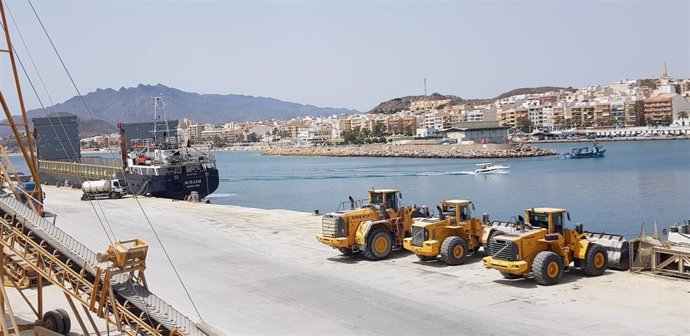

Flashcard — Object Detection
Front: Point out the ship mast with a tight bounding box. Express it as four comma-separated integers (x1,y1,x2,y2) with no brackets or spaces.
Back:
151,95,172,149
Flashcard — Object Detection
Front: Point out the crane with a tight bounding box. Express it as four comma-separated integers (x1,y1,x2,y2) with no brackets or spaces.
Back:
0,1,219,335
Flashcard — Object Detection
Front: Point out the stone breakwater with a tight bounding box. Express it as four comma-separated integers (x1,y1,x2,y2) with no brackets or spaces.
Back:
262,143,557,159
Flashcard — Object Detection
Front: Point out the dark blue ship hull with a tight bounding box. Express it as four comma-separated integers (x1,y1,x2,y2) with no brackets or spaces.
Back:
562,145,606,159
125,168,220,200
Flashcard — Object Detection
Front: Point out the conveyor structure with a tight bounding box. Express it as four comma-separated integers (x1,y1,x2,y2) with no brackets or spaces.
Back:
0,191,210,335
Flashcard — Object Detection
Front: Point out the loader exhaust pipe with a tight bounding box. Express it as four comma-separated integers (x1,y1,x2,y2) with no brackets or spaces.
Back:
437,205,445,220
348,196,355,210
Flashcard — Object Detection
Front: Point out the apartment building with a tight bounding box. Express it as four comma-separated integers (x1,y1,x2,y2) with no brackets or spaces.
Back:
643,93,690,125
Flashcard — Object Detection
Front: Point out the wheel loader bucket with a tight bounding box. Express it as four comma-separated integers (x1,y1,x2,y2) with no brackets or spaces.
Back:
584,232,630,270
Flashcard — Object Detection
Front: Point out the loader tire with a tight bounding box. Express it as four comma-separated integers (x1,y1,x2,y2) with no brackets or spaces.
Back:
440,236,468,265
416,254,436,261
582,243,608,276
338,248,359,256
42,310,65,335
55,308,71,335
500,272,522,279
363,228,392,260
532,251,563,286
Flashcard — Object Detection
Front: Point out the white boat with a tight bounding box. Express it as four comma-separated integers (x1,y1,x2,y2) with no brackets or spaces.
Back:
668,220,690,245
474,162,510,174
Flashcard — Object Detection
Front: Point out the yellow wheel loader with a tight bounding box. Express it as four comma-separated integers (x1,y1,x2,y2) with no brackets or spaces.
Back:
482,208,612,285
316,189,423,260
402,200,487,265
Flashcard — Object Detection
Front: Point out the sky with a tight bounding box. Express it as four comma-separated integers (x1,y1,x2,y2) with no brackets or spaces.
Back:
0,0,688,113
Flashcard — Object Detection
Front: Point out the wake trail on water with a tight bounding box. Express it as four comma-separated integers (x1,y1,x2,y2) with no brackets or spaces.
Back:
203,193,238,198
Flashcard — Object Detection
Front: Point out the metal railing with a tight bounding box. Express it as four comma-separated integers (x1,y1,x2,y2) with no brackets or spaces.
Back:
38,160,120,180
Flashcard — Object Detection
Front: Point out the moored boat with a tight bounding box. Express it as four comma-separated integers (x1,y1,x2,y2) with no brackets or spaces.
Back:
562,143,606,159
34,97,219,200
118,96,219,199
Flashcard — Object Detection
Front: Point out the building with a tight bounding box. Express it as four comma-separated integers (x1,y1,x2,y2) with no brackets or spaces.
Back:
610,101,625,126
594,103,611,126
624,100,645,126
497,107,527,128
188,124,204,142
441,121,509,144
32,114,81,161
415,127,438,138
643,93,690,125
465,110,484,122
550,106,565,129
423,112,444,130
297,128,315,141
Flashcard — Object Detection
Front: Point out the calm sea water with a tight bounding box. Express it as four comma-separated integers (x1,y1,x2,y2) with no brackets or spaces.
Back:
13,140,690,236
209,140,689,236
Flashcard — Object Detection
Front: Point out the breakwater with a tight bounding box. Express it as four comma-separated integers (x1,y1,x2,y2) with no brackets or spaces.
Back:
262,143,556,159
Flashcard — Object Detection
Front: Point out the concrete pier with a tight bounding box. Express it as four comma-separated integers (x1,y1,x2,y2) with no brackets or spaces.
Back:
8,186,688,335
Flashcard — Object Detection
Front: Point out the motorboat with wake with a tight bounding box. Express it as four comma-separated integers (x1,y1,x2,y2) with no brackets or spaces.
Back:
474,162,510,174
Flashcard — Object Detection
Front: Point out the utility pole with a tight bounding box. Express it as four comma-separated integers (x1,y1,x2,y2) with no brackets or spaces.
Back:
424,78,427,96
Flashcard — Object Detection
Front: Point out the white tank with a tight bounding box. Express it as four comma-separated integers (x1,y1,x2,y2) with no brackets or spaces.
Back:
82,180,111,193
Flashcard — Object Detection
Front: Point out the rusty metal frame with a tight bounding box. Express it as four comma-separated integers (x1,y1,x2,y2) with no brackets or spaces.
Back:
0,212,184,335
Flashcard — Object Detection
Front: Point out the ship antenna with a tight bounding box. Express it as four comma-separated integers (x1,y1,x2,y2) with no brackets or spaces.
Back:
162,95,171,147
152,96,158,146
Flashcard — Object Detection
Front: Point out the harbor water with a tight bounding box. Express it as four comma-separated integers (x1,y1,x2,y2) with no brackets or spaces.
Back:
16,140,690,237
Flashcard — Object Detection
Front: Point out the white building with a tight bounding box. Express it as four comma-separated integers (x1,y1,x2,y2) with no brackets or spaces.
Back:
465,110,484,122
423,112,444,130
415,127,438,138
298,128,315,141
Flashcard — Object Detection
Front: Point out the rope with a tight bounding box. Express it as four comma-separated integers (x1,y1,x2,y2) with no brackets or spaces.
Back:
26,0,204,320
1,4,117,245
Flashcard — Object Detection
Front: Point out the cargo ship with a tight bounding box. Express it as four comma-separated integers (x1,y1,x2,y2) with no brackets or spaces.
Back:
33,97,219,200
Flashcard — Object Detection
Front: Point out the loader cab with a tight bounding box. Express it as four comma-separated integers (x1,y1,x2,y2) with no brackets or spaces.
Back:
525,208,569,234
442,200,473,225
369,189,400,211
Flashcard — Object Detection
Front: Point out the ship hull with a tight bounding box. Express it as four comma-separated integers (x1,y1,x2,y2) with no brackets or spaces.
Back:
125,168,220,200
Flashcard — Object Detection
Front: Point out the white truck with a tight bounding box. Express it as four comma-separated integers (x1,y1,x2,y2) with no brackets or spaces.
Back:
81,179,126,201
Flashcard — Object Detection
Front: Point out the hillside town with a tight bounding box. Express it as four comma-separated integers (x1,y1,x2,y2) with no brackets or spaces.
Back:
81,65,690,149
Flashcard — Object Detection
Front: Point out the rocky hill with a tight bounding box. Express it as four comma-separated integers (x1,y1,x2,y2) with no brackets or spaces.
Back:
493,86,573,100
370,87,572,113
25,84,357,125
369,93,491,114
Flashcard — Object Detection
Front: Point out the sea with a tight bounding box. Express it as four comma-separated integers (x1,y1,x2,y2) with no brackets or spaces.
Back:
12,140,690,237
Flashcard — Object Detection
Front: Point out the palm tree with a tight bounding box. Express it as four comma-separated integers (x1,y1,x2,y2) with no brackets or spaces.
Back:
678,111,689,126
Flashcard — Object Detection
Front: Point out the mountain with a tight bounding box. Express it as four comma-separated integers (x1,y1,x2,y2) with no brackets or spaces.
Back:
369,87,571,113
26,84,357,125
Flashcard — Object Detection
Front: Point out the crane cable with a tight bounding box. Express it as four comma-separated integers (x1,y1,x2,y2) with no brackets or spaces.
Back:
21,0,204,322
2,5,118,246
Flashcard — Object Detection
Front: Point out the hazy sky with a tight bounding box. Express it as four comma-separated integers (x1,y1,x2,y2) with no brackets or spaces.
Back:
1,0,689,112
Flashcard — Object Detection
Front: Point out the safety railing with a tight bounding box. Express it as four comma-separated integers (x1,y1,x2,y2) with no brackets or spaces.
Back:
38,160,120,180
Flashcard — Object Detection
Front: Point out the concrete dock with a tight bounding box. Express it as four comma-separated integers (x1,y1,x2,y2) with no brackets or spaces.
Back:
8,186,689,335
